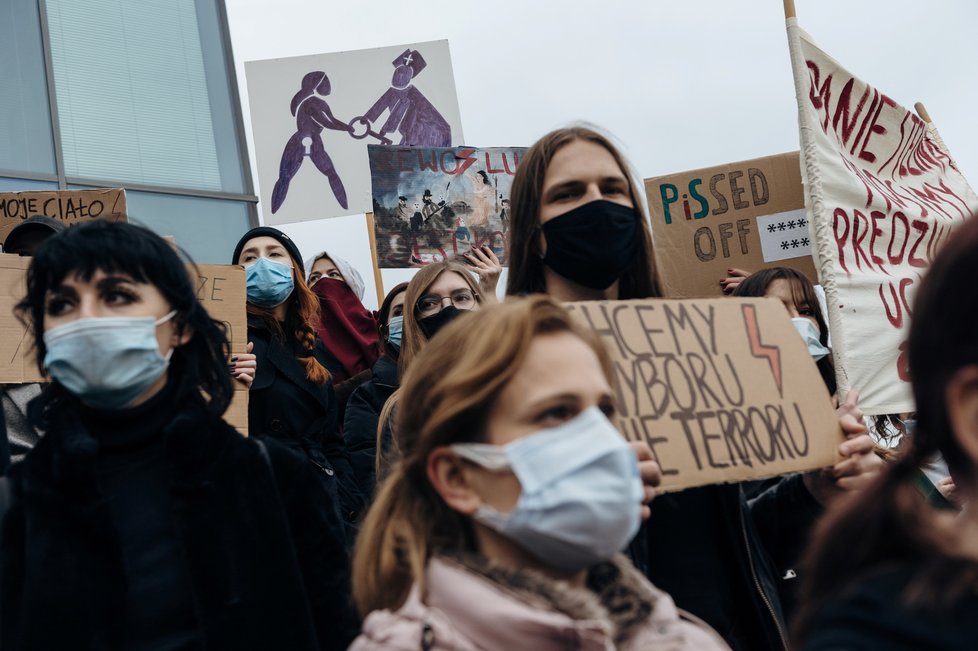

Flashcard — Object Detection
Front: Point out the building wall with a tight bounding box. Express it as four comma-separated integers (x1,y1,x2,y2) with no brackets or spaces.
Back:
0,0,256,263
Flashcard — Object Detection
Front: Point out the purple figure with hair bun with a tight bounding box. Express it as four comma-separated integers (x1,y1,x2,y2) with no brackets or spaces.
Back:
271,71,352,213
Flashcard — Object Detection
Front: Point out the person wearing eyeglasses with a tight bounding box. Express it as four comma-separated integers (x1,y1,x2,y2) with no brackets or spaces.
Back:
361,261,485,496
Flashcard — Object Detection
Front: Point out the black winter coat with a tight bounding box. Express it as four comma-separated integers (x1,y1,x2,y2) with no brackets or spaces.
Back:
634,475,821,651
802,563,978,650
248,318,365,533
343,354,399,500
0,392,358,651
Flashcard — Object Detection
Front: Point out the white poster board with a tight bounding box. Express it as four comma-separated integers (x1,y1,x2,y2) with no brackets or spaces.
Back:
246,40,464,225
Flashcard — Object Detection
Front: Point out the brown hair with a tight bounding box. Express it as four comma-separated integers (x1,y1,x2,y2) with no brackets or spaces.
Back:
352,295,614,616
247,264,331,385
793,215,978,643
398,261,483,379
504,125,662,299
732,267,836,395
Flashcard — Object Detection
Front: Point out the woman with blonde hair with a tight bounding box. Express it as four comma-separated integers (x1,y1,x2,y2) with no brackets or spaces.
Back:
505,125,880,651
349,295,728,649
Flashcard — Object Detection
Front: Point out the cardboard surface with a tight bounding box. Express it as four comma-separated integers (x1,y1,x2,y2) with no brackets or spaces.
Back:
195,265,249,435
0,259,249,435
368,145,524,268
0,255,42,383
646,153,818,298
566,297,840,493
0,189,127,246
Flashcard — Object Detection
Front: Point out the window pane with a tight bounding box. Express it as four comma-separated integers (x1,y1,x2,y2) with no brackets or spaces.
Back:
46,0,224,191
0,2,56,175
119,190,252,265
0,178,59,192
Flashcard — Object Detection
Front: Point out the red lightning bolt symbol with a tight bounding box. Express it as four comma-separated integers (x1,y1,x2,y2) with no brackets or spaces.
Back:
742,304,783,397
455,147,478,176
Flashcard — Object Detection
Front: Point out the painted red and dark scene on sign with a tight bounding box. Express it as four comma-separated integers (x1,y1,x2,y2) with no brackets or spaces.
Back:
368,145,525,268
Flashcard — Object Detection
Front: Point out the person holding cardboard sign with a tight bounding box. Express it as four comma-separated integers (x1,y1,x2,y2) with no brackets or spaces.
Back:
505,125,880,651
232,226,364,540
2,221,358,650
350,296,729,650
793,214,978,650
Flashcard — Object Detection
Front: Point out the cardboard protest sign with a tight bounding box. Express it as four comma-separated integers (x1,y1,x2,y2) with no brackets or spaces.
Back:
0,255,42,383
368,145,524,268
566,297,840,493
246,40,464,225
195,265,249,436
786,19,978,414
0,257,249,435
646,153,819,298
0,189,127,246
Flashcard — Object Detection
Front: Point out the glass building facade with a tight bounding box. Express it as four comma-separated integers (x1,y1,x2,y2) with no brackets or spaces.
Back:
0,0,256,263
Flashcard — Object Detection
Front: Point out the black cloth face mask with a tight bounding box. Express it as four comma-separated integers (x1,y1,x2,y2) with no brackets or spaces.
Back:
418,305,464,340
541,200,640,290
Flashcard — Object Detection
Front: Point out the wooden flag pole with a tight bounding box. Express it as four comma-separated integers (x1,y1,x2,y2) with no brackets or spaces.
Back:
365,212,385,307
914,102,933,123
783,0,796,19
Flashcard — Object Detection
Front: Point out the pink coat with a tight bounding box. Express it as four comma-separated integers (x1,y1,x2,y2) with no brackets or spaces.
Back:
349,554,730,651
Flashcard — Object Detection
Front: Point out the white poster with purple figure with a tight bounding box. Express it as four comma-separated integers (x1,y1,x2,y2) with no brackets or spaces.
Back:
246,40,464,224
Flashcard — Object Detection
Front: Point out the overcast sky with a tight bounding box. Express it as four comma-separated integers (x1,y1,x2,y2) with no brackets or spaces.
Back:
225,0,978,309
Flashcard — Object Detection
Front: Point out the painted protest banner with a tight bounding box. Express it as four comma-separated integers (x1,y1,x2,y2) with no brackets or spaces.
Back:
566,297,840,493
368,145,524,268
0,189,127,246
0,257,249,434
786,18,978,414
646,153,819,298
246,40,464,225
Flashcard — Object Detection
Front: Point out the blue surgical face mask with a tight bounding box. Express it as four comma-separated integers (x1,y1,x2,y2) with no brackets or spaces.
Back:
791,317,830,362
246,257,294,308
387,315,404,350
451,406,643,572
43,311,177,410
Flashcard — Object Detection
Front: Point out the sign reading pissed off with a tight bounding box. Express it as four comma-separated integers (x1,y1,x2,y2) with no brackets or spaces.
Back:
646,152,819,298
566,296,840,493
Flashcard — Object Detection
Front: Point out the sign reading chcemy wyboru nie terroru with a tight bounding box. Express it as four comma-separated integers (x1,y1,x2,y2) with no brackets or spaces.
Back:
368,145,525,268
566,297,840,493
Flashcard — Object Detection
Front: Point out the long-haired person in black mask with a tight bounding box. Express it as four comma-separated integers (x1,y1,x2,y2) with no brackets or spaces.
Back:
2,221,357,650
232,226,364,537
505,125,881,651
505,125,661,300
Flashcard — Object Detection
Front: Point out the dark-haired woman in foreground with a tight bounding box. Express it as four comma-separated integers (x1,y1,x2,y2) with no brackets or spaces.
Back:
2,221,357,650
795,215,978,650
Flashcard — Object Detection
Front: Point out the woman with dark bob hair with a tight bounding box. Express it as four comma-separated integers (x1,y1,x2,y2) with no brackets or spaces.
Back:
505,124,662,300
3,221,357,650
793,215,978,650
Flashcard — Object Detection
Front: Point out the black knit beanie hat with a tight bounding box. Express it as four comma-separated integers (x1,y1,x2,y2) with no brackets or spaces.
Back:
231,226,305,275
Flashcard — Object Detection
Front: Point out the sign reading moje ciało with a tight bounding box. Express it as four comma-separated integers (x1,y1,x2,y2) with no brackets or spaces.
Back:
566,297,840,493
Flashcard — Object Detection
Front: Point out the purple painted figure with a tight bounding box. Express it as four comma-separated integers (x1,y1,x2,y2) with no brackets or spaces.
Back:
271,71,352,213
353,49,451,147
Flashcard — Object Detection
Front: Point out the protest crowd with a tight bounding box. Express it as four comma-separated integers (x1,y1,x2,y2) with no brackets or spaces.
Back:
2,12,978,651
